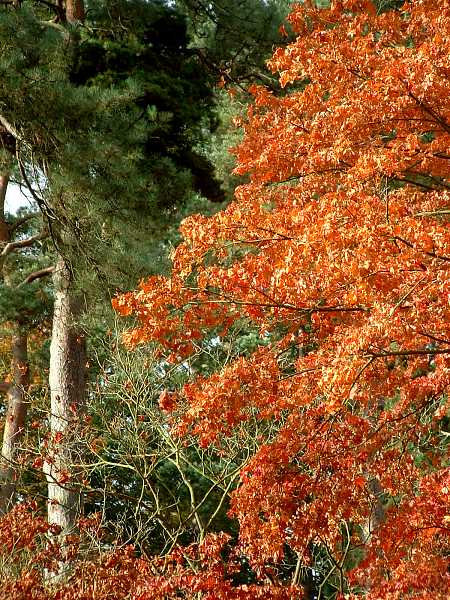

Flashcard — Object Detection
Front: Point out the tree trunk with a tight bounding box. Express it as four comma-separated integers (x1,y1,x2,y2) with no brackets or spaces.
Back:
361,399,387,543
45,256,86,536
0,174,31,513
65,0,85,23
0,328,29,514
362,477,387,543
0,174,9,242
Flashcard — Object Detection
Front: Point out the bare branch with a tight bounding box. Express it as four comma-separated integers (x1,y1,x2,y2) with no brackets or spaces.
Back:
415,208,450,217
191,296,368,314
405,87,450,135
366,348,450,358
417,331,450,345
0,114,20,140
16,156,59,256
0,114,21,141
394,235,450,263
1,229,48,258
34,0,65,20
19,265,54,286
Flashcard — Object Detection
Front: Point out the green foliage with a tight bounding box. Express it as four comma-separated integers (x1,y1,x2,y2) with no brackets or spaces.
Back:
0,281,50,326
196,90,247,201
82,341,239,553
178,0,294,87
374,0,406,13
0,1,233,303
73,0,224,203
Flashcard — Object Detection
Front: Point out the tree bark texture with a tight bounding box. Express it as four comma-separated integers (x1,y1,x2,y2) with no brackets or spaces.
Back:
362,477,387,543
0,174,31,514
0,174,9,242
0,329,29,514
45,256,86,536
65,0,85,23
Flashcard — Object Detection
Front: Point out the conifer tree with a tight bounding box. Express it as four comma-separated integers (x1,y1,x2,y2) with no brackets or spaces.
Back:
0,0,227,536
0,1,139,534
0,173,51,513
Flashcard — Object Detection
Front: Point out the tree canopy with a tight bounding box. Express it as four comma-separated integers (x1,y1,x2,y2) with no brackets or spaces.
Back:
114,0,450,596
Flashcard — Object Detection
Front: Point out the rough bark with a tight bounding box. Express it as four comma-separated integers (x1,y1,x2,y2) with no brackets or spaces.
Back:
0,174,31,514
45,256,86,537
0,330,29,514
361,399,387,544
0,174,9,242
65,0,85,23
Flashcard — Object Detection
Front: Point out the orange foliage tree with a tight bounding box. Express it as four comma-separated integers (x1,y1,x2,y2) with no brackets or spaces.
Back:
0,505,295,600
114,1,450,597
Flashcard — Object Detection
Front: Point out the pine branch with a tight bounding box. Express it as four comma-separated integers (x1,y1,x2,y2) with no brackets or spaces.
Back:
1,228,48,257
9,212,40,233
19,265,54,286
0,114,20,140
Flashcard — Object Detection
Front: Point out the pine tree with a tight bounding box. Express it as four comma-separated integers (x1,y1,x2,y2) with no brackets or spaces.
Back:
0,172,51,513
0,0,226,537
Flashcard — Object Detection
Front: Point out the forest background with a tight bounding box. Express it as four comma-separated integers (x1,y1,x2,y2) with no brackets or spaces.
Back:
0,1,448,599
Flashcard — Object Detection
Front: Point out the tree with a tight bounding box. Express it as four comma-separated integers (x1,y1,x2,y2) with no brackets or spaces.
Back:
0,1,138,536
79,343,243,554
0,173,51,513
177,0,293,89
73,0,224,203
177,0,296,201
0,0,225,539
115,0,450,597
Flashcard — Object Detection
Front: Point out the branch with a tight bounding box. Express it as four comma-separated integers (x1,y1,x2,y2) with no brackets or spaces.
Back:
193,296,368,314
415,208,450,217
394,235,450,263
19,265,54,286
417,331,450,345
403,83,450,135
1,229,48,257
17,158,47,213
34,0,65,19
406,170,450,190
42,20,70,37
9,212,40,233
17,156,58,235
391,176,441,192
366,348,450,358
0,114,20,140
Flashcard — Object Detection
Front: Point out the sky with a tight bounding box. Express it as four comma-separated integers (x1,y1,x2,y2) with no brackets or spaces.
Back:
5,183,34,214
